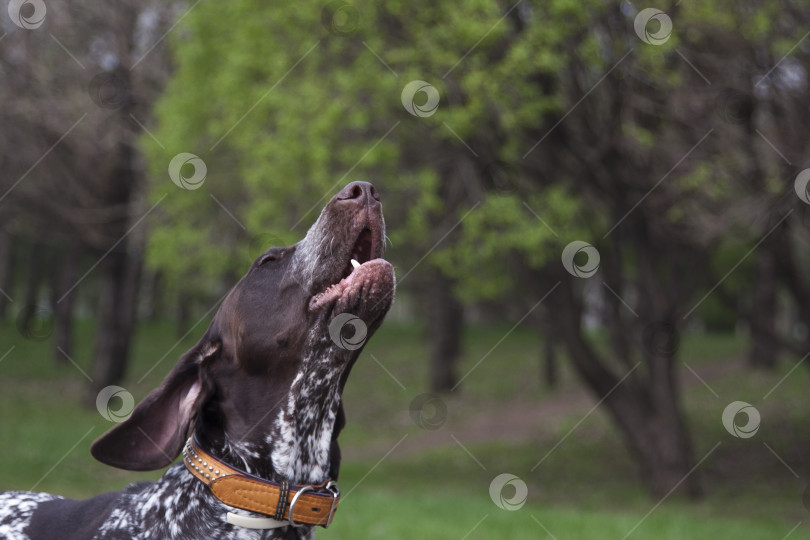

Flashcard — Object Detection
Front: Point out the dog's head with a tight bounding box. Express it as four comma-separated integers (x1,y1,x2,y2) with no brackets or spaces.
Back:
91,181,395,476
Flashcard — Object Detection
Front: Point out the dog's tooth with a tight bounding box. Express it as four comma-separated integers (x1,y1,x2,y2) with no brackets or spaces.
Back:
351,259,361,269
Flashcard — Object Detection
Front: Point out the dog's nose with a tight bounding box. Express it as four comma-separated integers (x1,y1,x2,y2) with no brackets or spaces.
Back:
336,181,380,203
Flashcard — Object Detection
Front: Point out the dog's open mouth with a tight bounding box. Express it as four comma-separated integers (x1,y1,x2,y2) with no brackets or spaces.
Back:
308,226,394,313
344,227,373,277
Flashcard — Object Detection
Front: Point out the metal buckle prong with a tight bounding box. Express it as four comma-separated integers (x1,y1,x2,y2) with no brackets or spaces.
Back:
324,481,340,528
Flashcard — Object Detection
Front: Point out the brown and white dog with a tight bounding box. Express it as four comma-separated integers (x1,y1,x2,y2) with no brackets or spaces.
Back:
0,181,395,539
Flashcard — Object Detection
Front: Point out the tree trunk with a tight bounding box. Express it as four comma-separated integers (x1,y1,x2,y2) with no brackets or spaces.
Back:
0,231,12,320
89,9,144,392
605,381,699,497
18,241,45,337
93,249,128,388
542,337,558,389
774,225,810,354
176,291,191,338
22,241,43,309
92,239,142,391
91,83,142,392
142,270,162,322
748,247,778,368
51,239,80,363
427,271,463,393
602,242,632,366
551,278,700,497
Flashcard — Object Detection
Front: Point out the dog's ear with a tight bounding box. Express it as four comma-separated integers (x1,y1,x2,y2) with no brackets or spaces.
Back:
90,339,220,471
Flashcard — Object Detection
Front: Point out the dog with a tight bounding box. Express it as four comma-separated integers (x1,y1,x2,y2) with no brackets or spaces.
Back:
0,181,396,539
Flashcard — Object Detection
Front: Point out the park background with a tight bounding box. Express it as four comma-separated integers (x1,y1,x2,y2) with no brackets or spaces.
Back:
1,0,809,538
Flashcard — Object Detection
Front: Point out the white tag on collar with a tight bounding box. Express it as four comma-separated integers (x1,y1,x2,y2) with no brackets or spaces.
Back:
226,512,288,529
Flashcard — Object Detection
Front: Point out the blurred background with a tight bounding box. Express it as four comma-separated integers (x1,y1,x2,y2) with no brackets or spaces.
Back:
1,0,809,538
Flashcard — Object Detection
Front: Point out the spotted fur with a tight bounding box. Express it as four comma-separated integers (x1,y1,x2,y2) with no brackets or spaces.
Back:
268,331,344,484
0,492,60,540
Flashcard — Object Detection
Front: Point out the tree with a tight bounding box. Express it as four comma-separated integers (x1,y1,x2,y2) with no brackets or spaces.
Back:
0,1,177,391
450,0,810,495
143,0,810,497
143,0,493,392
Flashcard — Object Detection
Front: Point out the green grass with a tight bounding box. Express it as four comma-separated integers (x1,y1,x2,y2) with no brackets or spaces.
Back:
324,489,792,540
0,320,807,538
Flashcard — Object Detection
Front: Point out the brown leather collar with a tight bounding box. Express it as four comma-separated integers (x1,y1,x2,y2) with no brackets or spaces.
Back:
182,437,340,528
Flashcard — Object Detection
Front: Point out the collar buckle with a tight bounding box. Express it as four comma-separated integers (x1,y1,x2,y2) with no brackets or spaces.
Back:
324,480,340,528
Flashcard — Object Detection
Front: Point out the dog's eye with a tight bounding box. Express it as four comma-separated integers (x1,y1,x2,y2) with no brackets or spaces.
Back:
259,254,278,265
